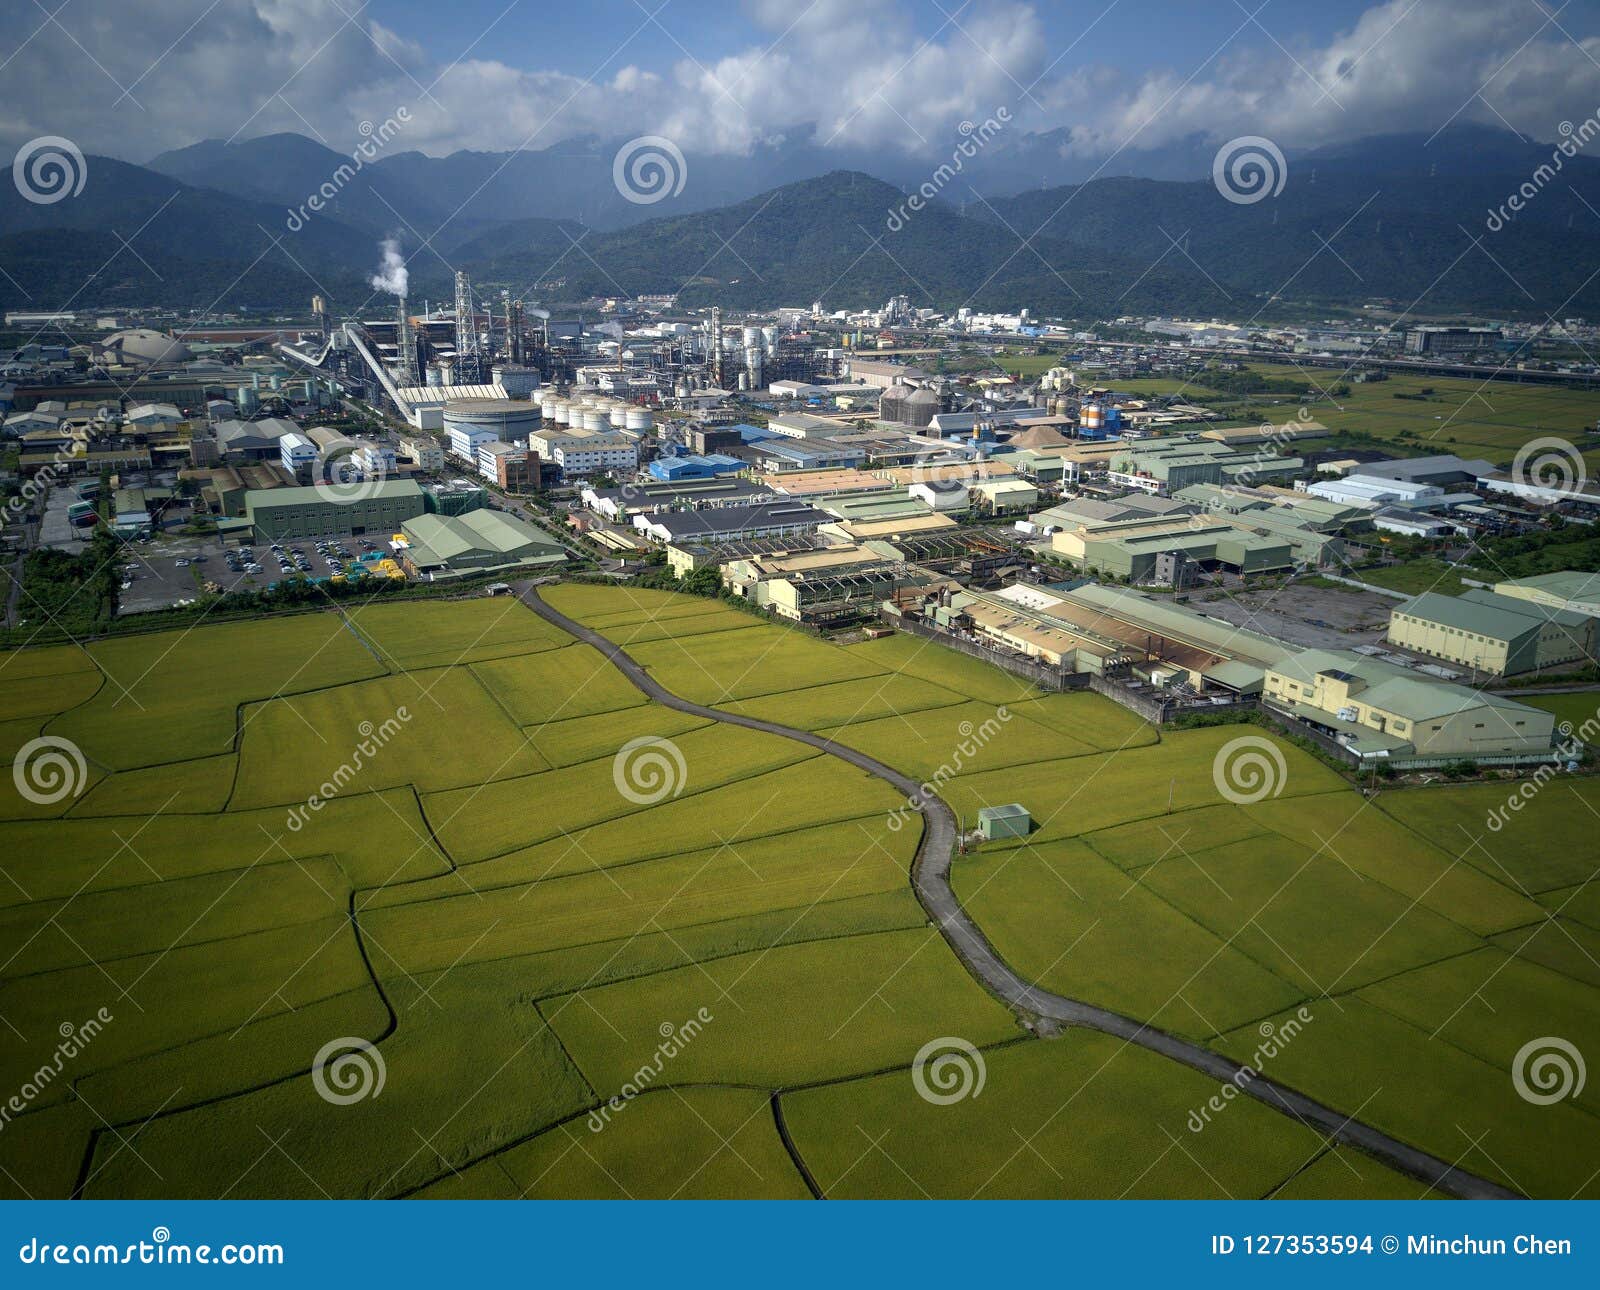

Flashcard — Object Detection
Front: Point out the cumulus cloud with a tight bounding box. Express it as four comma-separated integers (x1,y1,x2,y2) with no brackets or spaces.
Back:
1,0,1597,167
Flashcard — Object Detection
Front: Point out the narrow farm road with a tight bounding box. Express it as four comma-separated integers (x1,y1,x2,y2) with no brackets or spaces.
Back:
516,583,1516,1200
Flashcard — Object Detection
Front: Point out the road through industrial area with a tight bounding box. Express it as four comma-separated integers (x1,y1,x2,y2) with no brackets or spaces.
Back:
516,583,1515,1200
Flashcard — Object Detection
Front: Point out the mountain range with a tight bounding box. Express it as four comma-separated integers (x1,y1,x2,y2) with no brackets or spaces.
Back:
2,124,1596,321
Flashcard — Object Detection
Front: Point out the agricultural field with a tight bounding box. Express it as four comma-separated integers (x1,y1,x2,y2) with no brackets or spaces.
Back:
1042,355,1600,468
2,582,1596,1201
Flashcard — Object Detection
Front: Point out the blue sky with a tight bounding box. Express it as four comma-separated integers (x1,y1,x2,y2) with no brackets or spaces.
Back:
3,0,1600,164
371,0,1399,83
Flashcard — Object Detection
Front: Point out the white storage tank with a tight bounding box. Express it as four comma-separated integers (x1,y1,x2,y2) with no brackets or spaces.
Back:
625,407,653,433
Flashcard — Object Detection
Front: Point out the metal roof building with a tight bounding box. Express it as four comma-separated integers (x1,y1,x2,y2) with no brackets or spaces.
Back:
400,509,566,579
1388,589,1596,677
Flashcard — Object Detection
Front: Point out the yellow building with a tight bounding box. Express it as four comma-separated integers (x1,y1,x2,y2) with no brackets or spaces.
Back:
1264,648,1556,762
1387,589,1595,677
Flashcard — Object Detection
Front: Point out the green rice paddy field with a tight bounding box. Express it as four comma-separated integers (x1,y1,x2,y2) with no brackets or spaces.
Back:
1053,357,1600,471
2,585,1596,1199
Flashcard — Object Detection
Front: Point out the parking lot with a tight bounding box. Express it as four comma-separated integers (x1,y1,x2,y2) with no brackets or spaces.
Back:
118,531,392,614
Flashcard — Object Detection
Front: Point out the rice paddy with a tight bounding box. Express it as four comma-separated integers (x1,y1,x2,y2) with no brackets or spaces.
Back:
3,583,1596,1199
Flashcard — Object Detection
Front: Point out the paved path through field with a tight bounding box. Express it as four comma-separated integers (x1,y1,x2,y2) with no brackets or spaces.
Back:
515,582,1516,1200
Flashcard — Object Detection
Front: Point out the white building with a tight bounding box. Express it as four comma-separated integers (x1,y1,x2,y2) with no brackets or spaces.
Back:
1303,475,1445,509
353,441,396,478
528,429,638,476
909,479,971,512
447,424,499,463
476,439,527,483
278,431,318,479
126,402,183,427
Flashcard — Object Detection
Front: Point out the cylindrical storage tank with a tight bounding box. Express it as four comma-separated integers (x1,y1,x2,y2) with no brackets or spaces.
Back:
550,399,570,425
625,408,653,433
581,410,604,432
269,374,282,390
742,326,762,350
608,404,629,428
442,397,542,445
238,387,259,415
1080,403,1104,430
762,326,777,350
737,371,750,391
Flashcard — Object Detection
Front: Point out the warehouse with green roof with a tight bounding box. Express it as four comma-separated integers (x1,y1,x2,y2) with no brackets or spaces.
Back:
1388,588,1596,677
399,509,566,579
1265,647,1558,763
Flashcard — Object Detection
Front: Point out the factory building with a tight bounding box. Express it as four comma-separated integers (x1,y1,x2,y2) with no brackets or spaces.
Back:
1050,516,1294,581
1108,437,1304,495
399,510,565,579
939,581,1288,688
972,478,1039,515
720,544,902,625
243,479,428,540
216,417,299,462
278,431,317,482
648,454,745,481
447,423,498,464
1388,589,1596,677
1403,326,1502,355
583,477,773,522
908,479,971,512
476,439,530,488
633,501,828,545
1264,648,1555,764
750,438,868,472
1495,571,1600,619
399,436,445,472
527,428,638,476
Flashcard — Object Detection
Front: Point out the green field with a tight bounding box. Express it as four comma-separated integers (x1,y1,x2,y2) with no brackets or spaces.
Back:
4,584,1597,1199
1143,361,1600,467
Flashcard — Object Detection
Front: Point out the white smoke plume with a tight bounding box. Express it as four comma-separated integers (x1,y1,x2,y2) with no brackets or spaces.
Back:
368,238,408,296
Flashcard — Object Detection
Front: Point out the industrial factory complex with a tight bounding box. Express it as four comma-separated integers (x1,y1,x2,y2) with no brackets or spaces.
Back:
4,277,1598,774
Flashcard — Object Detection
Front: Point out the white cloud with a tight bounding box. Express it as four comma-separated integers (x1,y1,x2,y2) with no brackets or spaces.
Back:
2,0,1598,168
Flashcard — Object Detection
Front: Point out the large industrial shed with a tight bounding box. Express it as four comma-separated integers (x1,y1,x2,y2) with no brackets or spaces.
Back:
400,510,567,579
244,479,427,540
1388,589,1596,677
